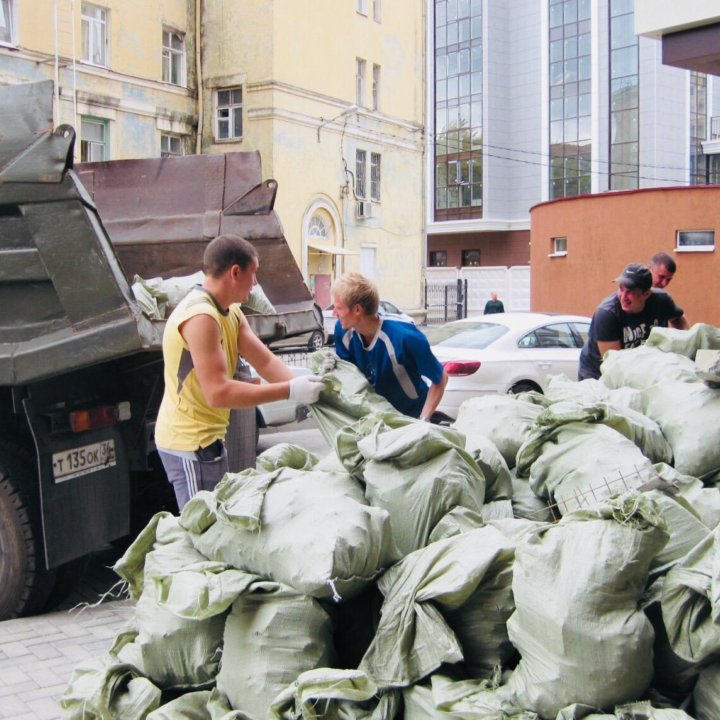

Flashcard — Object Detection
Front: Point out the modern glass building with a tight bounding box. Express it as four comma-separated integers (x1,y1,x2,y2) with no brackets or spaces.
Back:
426,0,720,270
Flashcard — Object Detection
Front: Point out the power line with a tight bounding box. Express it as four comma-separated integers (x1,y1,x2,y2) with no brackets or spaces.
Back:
429,135,707,185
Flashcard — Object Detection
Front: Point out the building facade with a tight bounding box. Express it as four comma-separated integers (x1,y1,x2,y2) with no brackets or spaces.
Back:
199,0,426,311
425,0,720,279
0,0,197,162
1,1,425,312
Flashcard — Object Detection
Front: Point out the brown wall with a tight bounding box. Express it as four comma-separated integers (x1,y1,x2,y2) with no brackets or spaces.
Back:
530,185,720,327
428,230,530,268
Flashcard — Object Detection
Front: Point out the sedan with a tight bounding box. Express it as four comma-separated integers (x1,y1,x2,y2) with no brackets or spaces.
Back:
323,300,415,342
426,312,591,418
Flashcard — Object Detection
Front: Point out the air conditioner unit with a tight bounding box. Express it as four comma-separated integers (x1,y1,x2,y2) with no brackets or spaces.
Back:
356,200,372,219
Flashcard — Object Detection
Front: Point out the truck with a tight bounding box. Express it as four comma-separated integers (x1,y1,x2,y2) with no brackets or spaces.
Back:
0,80,323,620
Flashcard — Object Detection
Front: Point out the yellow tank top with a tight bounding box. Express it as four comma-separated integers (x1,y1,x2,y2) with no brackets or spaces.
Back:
155,287,245,451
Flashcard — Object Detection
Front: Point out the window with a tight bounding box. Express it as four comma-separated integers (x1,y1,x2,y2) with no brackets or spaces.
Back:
609,1,639,190
357,0,368,15
434,0,483,221
216,88,243,140
81,3,108,67
308,215,329,242
373,0,381,22
677,230,715,251
162,29,185,86
429,251,447,267
370,152,381,202
80,117,108,162
519,323,579,350
689,72,708,185
461,249,481,266
355,149,367,199
0,0,16,45
551,236,567,255
356,58,366,107
372,64,380,111
549,0,591,198
160,134,183,157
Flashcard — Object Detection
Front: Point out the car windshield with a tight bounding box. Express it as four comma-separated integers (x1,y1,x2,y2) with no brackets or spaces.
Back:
425,322,509,349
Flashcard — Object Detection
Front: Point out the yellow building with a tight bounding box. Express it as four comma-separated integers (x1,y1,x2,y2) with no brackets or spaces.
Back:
1,1,426,311
199,0,426,311
0,0,196,162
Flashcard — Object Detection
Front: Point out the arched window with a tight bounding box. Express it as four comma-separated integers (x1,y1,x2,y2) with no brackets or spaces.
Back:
308,215,329,241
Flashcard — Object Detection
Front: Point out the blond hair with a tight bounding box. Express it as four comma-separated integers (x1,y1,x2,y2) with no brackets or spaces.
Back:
331,272,379,315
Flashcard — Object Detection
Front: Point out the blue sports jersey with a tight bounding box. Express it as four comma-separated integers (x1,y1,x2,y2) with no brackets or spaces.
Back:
335,317,444,418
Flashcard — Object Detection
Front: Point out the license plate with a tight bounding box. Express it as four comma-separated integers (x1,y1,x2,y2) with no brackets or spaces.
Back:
52,439,117,483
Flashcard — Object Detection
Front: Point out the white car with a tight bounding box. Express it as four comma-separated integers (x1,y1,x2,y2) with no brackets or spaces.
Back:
323,300,415,342
426,312,591,419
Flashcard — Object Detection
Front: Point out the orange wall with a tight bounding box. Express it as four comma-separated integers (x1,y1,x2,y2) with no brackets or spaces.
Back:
530,186,720,327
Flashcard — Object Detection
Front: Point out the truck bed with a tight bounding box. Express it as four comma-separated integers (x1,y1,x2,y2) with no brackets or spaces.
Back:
0,81,320,387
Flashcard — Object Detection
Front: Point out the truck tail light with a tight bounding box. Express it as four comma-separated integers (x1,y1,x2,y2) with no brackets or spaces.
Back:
442,360,481,377
69,401,131,432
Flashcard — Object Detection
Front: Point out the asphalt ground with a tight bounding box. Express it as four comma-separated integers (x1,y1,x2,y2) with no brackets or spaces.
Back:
0,421,330,720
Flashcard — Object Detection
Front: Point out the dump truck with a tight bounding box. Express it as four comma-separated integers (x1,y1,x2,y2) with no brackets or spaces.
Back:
0,80,322,620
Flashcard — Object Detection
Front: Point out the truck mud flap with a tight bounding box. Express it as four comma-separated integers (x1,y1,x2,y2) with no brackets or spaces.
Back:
23,398,130,570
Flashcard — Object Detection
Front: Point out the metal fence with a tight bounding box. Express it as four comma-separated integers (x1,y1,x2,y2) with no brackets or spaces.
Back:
425,278,468,325
272,348,314,368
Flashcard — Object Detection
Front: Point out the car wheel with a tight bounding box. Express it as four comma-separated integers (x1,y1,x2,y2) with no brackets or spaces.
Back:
509,381,540,395
307,330,325,351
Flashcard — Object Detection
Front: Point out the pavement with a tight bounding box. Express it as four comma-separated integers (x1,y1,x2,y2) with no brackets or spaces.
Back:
0,421,330,720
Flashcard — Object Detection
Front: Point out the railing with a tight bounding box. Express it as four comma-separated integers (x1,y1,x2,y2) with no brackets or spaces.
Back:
272,348,314,368
424,278,468,326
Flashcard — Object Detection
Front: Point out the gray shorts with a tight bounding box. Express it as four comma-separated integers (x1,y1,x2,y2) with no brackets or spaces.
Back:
158,440,228,511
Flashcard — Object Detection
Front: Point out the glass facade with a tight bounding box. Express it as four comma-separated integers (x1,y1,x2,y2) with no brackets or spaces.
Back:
609,0,638,190
549,0,591,199
689,71,707,185
434,0,483,220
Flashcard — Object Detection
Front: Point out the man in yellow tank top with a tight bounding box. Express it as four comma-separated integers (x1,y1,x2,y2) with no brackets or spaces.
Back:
156,234,325,509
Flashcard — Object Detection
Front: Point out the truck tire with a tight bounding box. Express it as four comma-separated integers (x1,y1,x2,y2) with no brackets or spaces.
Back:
0,441,56,620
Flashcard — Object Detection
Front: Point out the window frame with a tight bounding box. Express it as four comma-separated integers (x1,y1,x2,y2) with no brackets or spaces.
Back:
357,0,368,16
160,134,183,158
81,3,108,67
461,249,481,267
429,250,448,267
0,0,17,46
162,28,186,86
550,236,568,257
355,149,367,199
676,229,715,252
215,87,243,141
373,0,381,22
356,58,366,107
80,116,109,162
370,152,381,202
372,63,380,111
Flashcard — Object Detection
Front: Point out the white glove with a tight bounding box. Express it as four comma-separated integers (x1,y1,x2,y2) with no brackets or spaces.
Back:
288,374,325,404
320,351,336,373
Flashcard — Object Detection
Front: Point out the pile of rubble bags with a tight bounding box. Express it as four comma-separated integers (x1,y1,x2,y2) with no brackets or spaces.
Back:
60,325,720,720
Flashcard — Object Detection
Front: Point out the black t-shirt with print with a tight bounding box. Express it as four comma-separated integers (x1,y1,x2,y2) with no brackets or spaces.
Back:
578,290,684,380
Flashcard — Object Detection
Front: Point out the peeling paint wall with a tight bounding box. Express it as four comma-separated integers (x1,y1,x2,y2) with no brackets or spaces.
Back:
0,0,197,161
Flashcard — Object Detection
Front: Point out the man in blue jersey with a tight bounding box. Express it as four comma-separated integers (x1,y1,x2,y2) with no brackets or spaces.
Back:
330,273,447,420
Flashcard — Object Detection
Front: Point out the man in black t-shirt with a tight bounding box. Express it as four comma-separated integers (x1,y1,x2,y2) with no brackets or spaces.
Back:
578,263,688,380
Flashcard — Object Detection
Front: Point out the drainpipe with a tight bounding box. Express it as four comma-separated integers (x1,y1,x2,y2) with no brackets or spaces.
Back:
53,0,59,126
195,0,203,155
